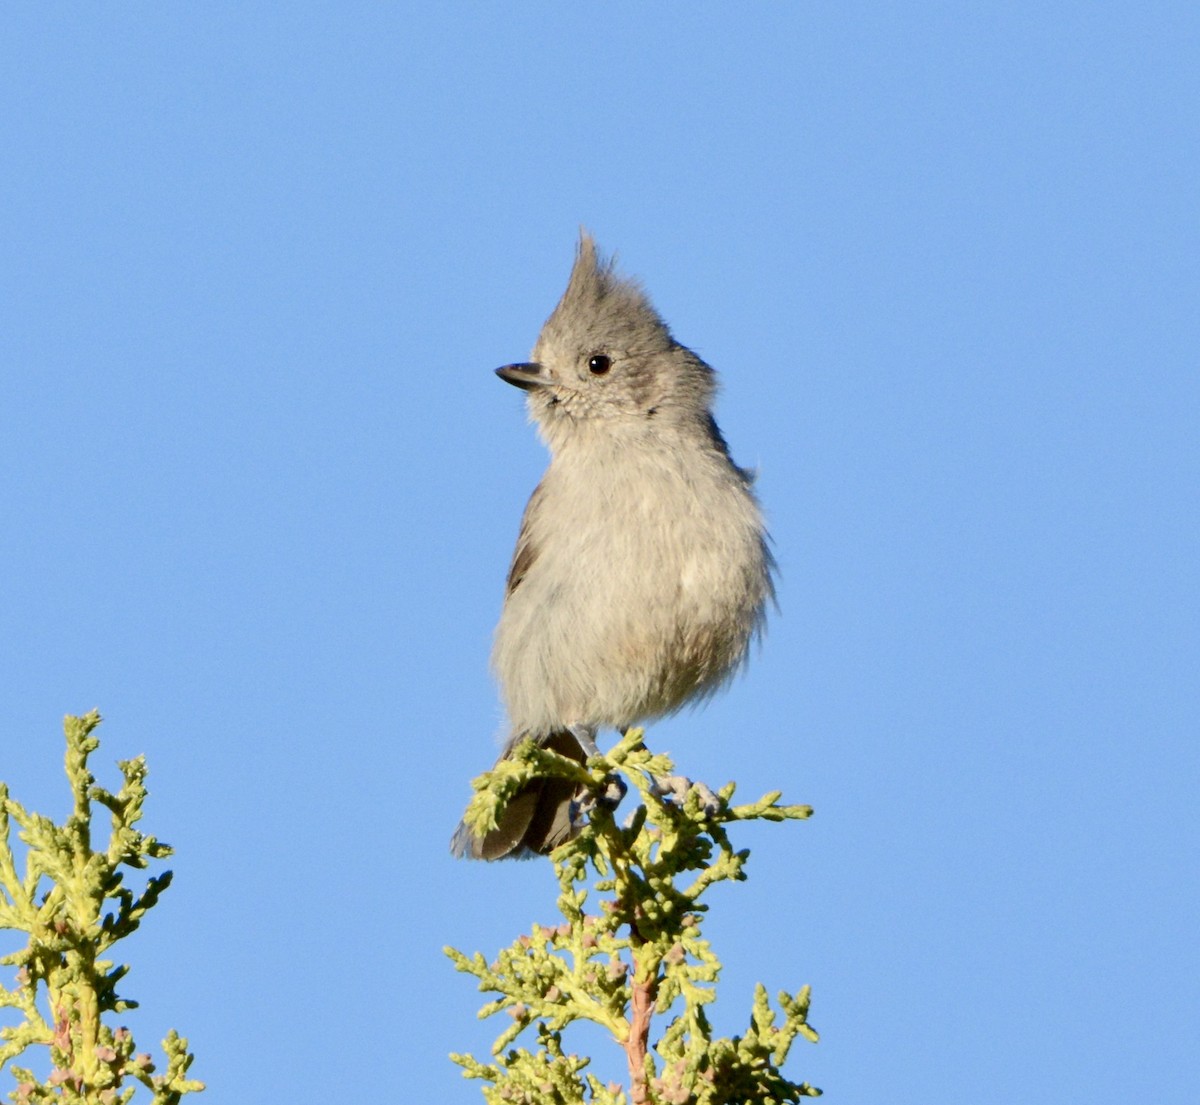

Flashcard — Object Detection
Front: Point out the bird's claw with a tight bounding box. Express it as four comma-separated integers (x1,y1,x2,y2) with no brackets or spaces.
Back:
600,774,628,807
651,773,722,817
572,772,628,823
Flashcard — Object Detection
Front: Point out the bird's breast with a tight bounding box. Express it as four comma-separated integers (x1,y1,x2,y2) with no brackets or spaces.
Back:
492,442,770,733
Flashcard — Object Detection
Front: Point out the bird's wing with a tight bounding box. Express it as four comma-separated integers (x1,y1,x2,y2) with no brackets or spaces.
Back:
505,479,545,597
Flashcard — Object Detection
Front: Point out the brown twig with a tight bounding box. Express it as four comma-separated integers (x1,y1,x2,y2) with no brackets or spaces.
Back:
625,971,656,1104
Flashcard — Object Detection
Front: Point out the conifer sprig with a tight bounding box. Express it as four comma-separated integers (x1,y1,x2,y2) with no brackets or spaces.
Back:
0,712,203,1105
448,728,819,1104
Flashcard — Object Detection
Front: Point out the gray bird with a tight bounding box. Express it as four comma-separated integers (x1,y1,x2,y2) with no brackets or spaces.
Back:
452,233,774,860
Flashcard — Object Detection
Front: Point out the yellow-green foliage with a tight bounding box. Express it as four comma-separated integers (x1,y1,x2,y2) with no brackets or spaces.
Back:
447,729,820,1104
0,712,203,1105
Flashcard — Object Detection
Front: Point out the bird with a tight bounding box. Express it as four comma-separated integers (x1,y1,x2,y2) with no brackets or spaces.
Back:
451,232,774,859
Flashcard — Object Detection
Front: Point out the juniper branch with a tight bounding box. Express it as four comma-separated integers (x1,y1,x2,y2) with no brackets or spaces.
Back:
448,728,820,1104
0,711,204,1105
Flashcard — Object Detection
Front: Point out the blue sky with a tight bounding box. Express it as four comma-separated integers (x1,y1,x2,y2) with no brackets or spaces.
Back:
1,5,1196,1102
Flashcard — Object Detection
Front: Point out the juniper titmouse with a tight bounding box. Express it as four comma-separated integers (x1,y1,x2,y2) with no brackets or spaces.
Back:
451,233,774,860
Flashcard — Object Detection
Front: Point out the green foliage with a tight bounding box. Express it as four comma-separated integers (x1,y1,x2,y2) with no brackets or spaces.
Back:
447,729,820,1104
0,712,203,1105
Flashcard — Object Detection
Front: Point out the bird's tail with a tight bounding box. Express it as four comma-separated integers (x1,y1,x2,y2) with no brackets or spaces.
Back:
449,730,588,860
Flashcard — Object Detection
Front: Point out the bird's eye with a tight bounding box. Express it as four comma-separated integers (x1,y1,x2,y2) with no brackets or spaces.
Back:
588,354,612,376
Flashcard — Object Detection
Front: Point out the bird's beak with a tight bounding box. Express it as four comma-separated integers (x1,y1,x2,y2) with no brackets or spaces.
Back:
495,362,551,391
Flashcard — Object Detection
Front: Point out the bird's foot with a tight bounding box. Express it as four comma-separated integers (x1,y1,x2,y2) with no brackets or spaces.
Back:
569,776,626,835
573,773,627,819
565,723,626,811
650,774,723,817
